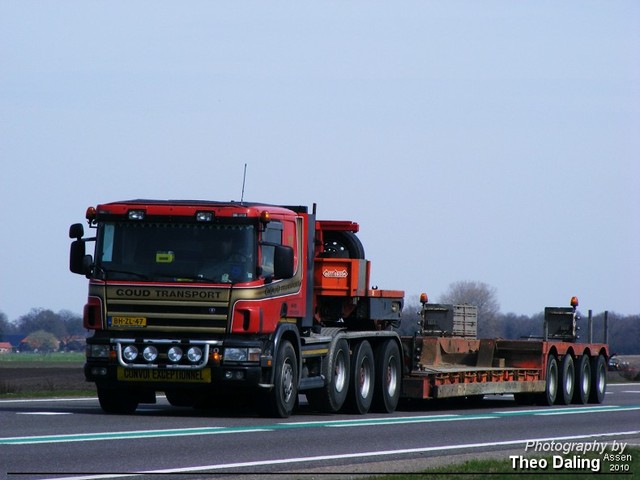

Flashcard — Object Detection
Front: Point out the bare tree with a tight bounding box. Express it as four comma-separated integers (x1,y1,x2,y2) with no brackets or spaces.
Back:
397,294,423,336
15,309,67,339
439,281,501,337
0,311,16,340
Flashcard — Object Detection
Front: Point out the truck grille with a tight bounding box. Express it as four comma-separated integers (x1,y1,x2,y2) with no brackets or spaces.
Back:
107,303,229,331
104,285,231,333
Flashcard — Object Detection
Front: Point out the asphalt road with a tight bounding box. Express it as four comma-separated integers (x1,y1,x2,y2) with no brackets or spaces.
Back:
1,384,639,480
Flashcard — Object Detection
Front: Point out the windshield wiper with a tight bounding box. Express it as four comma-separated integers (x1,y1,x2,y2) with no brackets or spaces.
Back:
152,273,219,283
97,266,150,280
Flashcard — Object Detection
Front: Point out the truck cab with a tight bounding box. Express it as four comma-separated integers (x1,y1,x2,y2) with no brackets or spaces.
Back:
70,200,404,417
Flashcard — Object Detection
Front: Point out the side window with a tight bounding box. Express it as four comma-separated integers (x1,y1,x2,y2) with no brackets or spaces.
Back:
100,224,115,262
260,221,282,277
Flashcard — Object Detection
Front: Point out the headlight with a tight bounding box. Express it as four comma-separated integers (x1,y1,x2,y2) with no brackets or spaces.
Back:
123,345,138,362
224,348,247,362
87,344,110,359
167,346,183,362
142,345,158,362
224,347,261,363
187,346,203,363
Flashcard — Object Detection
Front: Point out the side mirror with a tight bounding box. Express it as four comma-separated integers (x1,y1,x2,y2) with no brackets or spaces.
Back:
70,239,92,275
69,223,84,239
273,245,294,280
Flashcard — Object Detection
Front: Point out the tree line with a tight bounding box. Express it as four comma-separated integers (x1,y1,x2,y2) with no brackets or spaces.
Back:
0,308,84,352
1,281,638,354
402,281,640,355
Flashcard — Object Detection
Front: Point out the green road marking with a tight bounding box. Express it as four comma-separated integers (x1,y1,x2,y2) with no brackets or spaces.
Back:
2,404,638,445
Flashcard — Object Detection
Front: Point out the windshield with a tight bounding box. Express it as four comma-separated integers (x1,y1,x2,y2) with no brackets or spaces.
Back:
96,222,256,283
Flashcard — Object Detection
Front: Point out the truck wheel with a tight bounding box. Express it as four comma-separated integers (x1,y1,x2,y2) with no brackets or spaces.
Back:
556,354,575,405
264,340,298,418
572,354,591,404
97,387,139,414
346,340,375,414
371,339,402,413
589,354,607,404
322,231,365,259
538,354,558,406
306,337,350,412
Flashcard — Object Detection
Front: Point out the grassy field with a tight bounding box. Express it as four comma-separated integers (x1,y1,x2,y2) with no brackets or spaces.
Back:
0,352,85,364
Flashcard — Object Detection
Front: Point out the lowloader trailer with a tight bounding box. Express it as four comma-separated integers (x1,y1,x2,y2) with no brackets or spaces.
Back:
69,200,608,416
403,298,608,406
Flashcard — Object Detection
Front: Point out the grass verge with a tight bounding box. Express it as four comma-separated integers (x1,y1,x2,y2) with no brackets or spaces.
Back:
0,352,85,364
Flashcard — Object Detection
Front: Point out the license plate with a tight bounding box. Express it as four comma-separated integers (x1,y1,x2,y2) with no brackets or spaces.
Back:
109,316,147,327
117,367,211,383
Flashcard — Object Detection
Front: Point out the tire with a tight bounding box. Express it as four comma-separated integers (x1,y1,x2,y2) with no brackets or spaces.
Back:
572,355,591,404
589,354,607,404
97,387,139,414
322,231,365,259
346,341,375,414
371,339,402,413
538,354,558,406
556,355,575,405
263,340,298,418
306,337,350,413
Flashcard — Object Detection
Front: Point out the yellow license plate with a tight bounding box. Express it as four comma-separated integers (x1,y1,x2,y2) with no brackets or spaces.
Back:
109,316,147,327
117,367,212,383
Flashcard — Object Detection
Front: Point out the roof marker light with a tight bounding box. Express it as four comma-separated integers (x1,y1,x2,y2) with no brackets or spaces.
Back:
85,207,97,221
570,296,579,308
196,211,214,222
128,209,145,220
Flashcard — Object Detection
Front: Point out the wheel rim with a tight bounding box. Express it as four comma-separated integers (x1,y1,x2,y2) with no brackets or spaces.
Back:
359,358,372,399
566,368,574,395
596,364,605,394
581,363,590,395
281,361,294,403
385,355,398,398
548,362,557,398
335,350,347,393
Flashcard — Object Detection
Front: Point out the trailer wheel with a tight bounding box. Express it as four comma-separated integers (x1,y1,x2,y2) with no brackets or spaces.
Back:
97,387,139,414
345,340,375,414
371,339,402,413
589,354,607,404
306,337,351,413
322,231,365,259
556,354,575,405
538,354,558,406
572,355,591,404
262,340,298,418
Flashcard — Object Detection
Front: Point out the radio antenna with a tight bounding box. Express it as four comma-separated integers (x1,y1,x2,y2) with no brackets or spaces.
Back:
240,163,247,203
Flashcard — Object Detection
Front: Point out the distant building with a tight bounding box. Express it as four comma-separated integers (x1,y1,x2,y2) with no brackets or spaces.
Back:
62,335,87,352
0,342,13,354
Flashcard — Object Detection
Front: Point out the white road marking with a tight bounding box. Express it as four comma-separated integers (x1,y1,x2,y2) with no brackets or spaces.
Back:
32,429,640,480
0,397,95,404
16,412,72,416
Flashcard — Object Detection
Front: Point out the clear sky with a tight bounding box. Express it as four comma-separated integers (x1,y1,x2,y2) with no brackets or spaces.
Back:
1,1,638,322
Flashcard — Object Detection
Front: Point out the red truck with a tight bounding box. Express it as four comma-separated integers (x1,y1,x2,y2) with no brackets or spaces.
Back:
69,200,609,417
